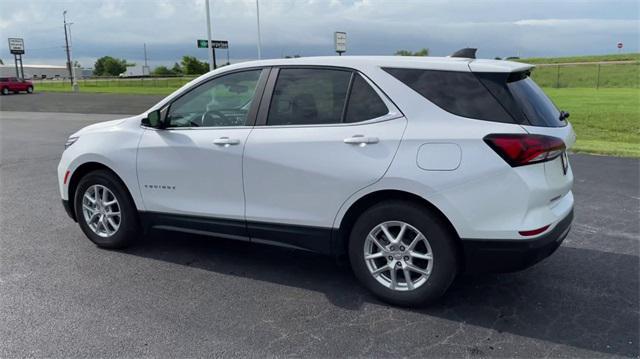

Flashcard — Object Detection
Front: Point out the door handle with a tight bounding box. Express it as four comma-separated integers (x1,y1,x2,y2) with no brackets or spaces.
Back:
344,135,379,145
213,137,240,146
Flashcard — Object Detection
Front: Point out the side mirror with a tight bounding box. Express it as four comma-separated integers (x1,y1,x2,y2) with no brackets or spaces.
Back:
141,109,163,128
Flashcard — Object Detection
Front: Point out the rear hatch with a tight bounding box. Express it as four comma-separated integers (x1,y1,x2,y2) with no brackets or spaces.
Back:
470,63,575,204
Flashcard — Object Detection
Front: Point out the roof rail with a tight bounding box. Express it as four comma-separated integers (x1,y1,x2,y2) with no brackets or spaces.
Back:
450,48,477,59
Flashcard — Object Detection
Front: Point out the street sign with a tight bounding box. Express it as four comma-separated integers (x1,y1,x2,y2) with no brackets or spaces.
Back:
197,39,229,49
8,38,24,54
617,42,623,49
334,32,346,54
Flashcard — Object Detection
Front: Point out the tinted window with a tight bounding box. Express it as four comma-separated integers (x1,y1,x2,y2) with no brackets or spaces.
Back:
476,71,565,127
345,75,389,123
167,70,261,128
508,76,563,127
383,68,514,123
267,68,351,126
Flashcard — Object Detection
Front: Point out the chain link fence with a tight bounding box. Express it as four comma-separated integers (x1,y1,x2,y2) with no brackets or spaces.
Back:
32,62,639,90
530,62,639,88
33,76,198,89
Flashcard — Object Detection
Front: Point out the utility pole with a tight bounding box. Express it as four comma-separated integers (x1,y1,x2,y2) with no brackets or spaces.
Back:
63,11,73,86
67,21,79,92
205,0,214,71
143,43,150,76
256,0,262,59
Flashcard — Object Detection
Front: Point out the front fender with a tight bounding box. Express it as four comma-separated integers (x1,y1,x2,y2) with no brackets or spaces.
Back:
57,122,144,210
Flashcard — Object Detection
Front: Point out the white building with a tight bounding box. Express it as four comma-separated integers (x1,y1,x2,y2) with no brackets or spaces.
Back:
0,64,83,80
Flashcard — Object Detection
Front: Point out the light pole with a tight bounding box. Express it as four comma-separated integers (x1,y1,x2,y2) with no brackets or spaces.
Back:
205,0,214,71
256,0,262,59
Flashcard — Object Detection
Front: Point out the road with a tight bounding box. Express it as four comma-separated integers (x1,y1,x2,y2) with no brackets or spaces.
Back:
1,93,638,358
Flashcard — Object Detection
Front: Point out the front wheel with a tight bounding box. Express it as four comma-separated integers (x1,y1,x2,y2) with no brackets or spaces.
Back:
348,201,459,307
1,87,8,95
74,169,140,248
26,86,33,94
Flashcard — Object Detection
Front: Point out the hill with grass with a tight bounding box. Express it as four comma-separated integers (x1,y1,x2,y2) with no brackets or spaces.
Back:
518,53,639,64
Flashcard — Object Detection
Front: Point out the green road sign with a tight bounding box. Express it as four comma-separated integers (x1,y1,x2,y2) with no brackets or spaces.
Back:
197,39,229,49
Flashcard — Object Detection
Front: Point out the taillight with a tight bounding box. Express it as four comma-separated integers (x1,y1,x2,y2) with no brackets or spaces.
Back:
484,134,565,167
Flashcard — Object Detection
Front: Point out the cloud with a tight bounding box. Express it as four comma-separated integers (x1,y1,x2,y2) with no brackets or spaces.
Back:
0,0,637,66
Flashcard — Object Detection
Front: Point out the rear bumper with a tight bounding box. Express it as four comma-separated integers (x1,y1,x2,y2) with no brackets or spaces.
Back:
462,208,573,273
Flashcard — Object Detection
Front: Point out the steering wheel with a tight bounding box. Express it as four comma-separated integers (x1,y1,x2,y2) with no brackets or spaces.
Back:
200,110,230,127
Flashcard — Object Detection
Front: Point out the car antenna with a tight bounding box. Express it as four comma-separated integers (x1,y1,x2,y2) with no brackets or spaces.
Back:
450,48,477,59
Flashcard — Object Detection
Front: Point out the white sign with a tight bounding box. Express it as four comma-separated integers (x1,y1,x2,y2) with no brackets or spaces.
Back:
334,32,346,54
8,38,24,54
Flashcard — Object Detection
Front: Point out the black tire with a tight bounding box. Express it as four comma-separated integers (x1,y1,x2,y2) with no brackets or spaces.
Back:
1,87,8,95
348,200,459,307
74,169,140,249
27,86,33,94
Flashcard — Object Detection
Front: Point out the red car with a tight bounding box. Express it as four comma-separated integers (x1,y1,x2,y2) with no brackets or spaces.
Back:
0,77,34,95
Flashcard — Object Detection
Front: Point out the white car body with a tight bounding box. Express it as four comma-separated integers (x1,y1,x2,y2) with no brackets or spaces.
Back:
58,55,575,274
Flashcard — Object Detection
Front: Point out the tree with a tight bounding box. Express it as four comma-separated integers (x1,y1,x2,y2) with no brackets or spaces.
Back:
494,56,502,60
152,66,175,76
171,62,183,74
93,56,129,76
394,48,429,56
180,56,209,75
0,58,3,65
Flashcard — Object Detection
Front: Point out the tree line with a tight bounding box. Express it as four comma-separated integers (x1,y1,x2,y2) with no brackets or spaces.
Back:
92,49,431,77
92,55,212,76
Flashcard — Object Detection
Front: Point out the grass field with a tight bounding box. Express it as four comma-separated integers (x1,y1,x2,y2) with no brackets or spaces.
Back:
34,85,176,95
32,58,639,157
34,77,194,95
530,62,639,88
31,86,638,157
546,88,639,157
520,53,640,64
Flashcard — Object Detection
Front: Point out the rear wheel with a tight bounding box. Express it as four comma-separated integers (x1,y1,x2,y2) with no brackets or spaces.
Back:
26,86,33,94
74,170,140,248
1,87,8,95
348,201,458,306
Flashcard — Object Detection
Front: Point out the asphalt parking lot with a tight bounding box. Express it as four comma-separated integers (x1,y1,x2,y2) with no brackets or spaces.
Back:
1,93,638,358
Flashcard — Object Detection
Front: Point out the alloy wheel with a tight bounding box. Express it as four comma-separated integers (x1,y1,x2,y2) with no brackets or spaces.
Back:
364,221,434,291
82,184,121,238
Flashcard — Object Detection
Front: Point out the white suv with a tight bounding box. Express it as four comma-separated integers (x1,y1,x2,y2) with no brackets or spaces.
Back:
58,52,575,306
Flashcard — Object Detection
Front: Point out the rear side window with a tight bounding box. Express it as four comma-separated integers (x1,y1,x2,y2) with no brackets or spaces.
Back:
383,68,514,123
475,71,565,127
344,75,389,123
509,75,563,127
267,68,351,126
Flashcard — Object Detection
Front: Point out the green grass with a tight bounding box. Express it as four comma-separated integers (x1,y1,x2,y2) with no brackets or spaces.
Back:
36,85,175,95
34,77,196,95
530,62,639,88
544,88,639,157
32,70,639,157
520,53,640,64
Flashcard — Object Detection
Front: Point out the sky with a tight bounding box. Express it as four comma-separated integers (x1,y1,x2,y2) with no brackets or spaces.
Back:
0,0,638,69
